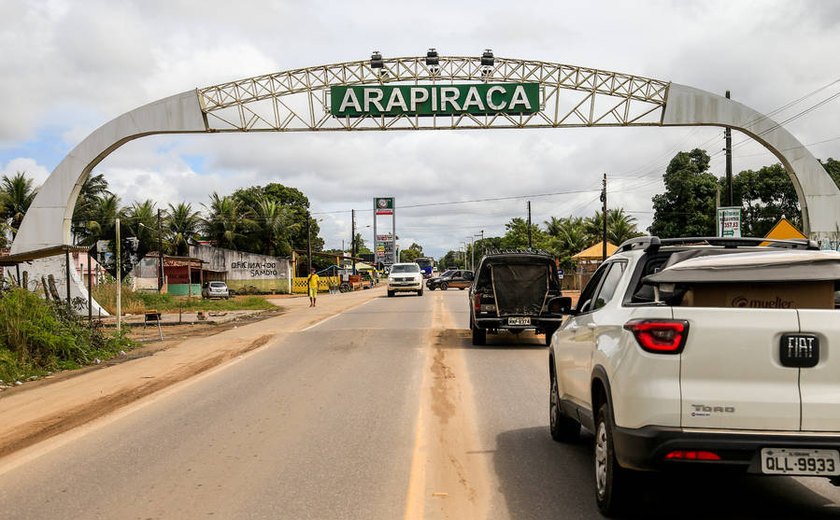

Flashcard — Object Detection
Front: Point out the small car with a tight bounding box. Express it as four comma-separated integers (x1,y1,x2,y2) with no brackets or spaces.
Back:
201,281,230,299
426,270,474,290
469,250,565,346
387,263,424,297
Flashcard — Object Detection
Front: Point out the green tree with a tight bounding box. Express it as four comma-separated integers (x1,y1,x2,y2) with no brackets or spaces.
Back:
202,192,246,250
400,242,424,263
352,233,371,255
730,163,802,236
500,217,548,249
438,250,466,269
819,158,840,189
544,216,589,269
0,172,37,239
231,183,317,254
165,202,201,256
72,173,111,243
247,198,292,256
122,199,158,259
649,149,718,237
78,193,121,247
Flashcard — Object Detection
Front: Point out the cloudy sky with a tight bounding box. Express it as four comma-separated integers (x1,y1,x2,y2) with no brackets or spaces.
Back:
1,0,839,258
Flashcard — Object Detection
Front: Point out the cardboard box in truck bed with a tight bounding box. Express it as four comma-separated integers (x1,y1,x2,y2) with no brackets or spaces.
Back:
681,281,835,309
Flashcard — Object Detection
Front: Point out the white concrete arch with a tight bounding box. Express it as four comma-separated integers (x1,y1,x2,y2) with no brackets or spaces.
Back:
10,57,840,310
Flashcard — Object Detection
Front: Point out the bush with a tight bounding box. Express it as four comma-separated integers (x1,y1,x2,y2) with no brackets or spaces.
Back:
0,289,134,382
93,282,274,312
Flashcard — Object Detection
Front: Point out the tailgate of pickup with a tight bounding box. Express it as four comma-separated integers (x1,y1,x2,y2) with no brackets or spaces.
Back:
798,310,840,431
672,308,801,431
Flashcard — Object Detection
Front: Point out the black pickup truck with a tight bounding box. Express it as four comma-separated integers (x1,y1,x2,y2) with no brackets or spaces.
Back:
468,250,566,346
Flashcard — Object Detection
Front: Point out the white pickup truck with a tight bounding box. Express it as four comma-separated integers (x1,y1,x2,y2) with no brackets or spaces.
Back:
548,237,840,516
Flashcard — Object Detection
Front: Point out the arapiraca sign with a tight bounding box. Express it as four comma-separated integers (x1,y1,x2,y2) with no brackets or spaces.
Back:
331,83,539,117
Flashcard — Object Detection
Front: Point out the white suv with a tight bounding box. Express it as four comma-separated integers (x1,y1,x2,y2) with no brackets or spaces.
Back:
548,237,840,515
387,263,424,297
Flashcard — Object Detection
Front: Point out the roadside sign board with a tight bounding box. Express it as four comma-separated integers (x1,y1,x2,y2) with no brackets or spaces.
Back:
717,207,742,238
375,197,394,215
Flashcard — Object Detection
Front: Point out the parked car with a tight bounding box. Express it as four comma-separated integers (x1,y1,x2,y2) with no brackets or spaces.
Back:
201,281,230,299
469,250,564,346
426,269,474,290
387,263,424,297
548,236,840,515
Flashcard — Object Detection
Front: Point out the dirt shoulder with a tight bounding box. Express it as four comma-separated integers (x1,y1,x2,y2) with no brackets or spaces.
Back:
0,287,385,461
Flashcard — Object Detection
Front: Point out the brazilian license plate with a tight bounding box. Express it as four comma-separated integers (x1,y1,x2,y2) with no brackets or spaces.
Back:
761,448,840,475
508,317,531,326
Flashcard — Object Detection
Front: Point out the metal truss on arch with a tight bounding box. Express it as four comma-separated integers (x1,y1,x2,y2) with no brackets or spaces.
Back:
198,56,670,132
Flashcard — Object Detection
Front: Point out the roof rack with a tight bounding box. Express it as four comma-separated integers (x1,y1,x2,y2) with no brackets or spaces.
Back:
658,237,818,250
483,248,553,256
616,236,661,254
616,236,818,254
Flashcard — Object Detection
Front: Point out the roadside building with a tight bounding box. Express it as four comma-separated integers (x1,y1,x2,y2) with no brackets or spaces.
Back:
189,244,293,294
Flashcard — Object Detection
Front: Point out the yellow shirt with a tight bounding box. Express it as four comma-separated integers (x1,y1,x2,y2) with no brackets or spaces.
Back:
308,274,320,288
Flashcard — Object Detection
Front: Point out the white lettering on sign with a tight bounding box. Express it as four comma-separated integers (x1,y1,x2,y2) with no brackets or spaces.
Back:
440,87,460,111
338,88,361,112
364,88,385,112
385,88,408,112
509,85,532,110
486,85,506,110
410,88,429,111
461,87,485,111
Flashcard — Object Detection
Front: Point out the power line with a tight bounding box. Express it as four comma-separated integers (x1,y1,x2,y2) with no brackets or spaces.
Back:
310,187,600,216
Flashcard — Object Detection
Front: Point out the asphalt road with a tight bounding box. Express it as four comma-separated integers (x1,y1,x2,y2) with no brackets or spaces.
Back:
1,290,840,519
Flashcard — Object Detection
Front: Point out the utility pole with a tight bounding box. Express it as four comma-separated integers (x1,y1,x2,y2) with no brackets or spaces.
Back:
601,174,608,261
351,209,356,275
725,90,733,206
157,208,164,292
527,201,532,249
115,217,121,332
307,212,312,274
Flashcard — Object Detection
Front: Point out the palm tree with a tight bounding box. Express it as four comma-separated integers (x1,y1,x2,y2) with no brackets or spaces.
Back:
247,197,293,256
0,172,37,238
77,193,121,247
165,202,201,256
584,208,645,246
203,192,246,250
608,209,645,244
547,216,590,258
123,200,159,254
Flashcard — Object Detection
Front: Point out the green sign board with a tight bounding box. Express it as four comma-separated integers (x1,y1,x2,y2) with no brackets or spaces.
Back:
331,83,540,117
717,206,742,238
375,197,394,215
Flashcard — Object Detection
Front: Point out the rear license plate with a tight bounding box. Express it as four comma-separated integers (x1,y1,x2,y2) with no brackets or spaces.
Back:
508,317,531,326
761,448,840,475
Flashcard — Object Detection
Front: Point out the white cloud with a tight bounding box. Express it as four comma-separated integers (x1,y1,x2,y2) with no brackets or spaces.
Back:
0,158,51,186
2,0,839,257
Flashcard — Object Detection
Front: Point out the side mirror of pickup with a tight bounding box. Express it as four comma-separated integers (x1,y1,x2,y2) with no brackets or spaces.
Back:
548,296,574,315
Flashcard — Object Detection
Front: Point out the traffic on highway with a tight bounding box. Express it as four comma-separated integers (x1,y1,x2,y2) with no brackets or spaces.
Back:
2,238,840,519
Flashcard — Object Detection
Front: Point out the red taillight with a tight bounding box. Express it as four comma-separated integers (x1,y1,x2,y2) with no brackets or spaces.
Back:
473,292,482,312
623,319,689,354
665,450,721,461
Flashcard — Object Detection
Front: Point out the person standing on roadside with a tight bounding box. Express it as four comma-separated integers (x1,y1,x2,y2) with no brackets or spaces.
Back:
307,268,320,307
